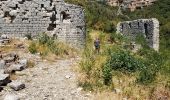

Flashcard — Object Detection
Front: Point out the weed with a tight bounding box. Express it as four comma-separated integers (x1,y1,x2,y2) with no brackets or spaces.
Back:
28,42,37,54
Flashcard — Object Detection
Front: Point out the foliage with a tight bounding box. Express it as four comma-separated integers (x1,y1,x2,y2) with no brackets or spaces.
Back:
28,33,74,58
65,0,119,33
80,47,95,75
105,50,145,73
124,0,170,56
102,63,112,85
137,68,156,85
28,42,37,54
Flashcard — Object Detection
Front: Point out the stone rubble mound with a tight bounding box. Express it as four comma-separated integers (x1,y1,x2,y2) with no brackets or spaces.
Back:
0,52,28,92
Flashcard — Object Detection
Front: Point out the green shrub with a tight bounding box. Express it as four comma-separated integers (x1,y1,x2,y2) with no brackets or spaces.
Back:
78,81,93,91
135,34,149,48
137,48,164,84
28,42,37,54
102,49,147,85
80,48,95,75
106,50,145,73
137,68,156,84
102,63,112,85
38,33,51,45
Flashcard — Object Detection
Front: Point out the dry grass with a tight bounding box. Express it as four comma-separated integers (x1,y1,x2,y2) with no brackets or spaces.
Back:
27,60,35,68
78,30,170,99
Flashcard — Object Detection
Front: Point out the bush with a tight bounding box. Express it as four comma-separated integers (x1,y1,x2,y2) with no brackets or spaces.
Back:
28,33,72,57
38,33,52,45
80,48,95,75
137,68,156,84
102,49,147,85
102,63,112,85
28,42,37,54
105,50,145,73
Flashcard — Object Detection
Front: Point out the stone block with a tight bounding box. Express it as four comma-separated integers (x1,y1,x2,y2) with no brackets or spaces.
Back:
8,81,25,91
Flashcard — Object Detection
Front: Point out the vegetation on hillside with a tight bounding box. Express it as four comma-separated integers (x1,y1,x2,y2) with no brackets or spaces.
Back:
65,0,170,99
28,33,77,60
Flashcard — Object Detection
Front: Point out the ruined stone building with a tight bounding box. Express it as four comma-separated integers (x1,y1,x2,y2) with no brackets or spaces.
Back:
106,0,157,11
0,0,85,48
117,18,159,51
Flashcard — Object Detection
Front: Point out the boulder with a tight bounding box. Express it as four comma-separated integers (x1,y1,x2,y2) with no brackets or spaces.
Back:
9,10,18,16
4,94,20,100
3,57,15,63
18,59,27,68
9,53,19,61
0,60,5,69
9,81,25,91
6,64,25,73
0,74,10,86
0,69,5,74
1,34,8,39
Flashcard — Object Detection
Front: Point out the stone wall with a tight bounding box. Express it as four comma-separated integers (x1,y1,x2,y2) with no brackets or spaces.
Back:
0,0,85,48
117,18,159,51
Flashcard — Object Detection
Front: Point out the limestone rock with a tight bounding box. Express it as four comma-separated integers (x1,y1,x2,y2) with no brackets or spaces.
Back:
114,88,122,94
18,59,27,68
0,74,10,86
4,94,20,100
6,64,25,73
9,81,25,91
0,69,5,74
0,60,5,69
9,10,18,16
3,57,15,63
1,34,8,39
65,75,71,79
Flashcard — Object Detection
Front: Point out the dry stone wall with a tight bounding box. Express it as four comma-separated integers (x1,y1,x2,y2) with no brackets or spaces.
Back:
117,18,159,51
0,0,85,48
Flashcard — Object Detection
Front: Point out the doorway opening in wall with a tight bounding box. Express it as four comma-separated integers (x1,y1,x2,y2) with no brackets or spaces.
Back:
60,11,70,22
4,11,10,17
47,24,56,31
144,23,149,38
18,0,25,4
41,4,44,8
53,34,58,39
47,10,57,31
129,23,132,28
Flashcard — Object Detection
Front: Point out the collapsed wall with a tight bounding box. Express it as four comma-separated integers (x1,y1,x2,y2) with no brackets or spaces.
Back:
0,0,85,48
117,18,159,51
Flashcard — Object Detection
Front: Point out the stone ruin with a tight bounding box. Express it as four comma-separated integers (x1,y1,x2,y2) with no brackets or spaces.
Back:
117,18,159,51
0,52,28,92
0,0,85,48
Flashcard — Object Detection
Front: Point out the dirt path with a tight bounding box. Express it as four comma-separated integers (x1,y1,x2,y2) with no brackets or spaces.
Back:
0,57,91,100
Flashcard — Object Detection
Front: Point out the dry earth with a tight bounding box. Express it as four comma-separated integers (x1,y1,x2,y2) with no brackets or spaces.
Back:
0,52,92,100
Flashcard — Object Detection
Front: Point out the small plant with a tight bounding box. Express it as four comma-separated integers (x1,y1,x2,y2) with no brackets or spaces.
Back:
27,60,35,68
80,48,95,75
28,42,37,54
135,34,149,49
102,63,112,85
38,33,51,45
137,68,156,84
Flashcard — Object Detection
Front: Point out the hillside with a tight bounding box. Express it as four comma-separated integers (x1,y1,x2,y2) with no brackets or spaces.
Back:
0,0,170,99
65,0,170,99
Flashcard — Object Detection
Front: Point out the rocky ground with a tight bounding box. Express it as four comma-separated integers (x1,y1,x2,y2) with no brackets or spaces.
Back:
0,56,92,100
